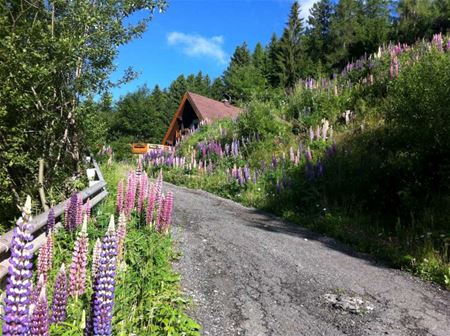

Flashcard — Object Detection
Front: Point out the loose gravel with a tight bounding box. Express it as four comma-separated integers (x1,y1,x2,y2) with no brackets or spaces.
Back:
169,183,450,336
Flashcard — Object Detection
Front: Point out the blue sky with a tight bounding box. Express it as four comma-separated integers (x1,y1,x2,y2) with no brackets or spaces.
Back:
110,0,318,100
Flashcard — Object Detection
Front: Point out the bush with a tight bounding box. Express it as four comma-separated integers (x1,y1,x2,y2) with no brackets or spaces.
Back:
237,100,289,139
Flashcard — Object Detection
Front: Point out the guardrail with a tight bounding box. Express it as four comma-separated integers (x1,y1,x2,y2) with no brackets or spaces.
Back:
0,157,108,282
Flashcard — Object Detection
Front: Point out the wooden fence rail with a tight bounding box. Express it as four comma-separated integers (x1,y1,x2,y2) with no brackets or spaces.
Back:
0,158,108,281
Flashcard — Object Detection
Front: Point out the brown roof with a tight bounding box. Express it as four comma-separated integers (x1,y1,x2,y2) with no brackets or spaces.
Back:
186,92,241,121
162,92,242,145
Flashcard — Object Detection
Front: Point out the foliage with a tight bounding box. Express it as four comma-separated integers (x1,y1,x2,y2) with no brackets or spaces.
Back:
0,0,166,225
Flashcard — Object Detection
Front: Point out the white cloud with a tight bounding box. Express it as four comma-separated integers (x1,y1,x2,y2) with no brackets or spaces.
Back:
167,32,227,64
299,0,319,20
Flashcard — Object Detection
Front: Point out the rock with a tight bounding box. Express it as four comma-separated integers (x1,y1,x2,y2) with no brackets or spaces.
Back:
324,293,375,314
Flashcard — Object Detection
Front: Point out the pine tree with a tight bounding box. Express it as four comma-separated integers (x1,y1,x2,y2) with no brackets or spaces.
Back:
362,0,392,53
328,0,364,68
275,1,306,89
306,0,334,74
266,33,280,87
252,42,267,75
210,77,226,101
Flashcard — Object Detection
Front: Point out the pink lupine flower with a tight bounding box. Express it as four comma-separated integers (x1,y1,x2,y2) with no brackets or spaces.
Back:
91,238,102,279
76,194,83,228
50,264,68,324
137,173,148,213
315,125,321,140
116,212,127,261
84,198,91,220
306,147,313,161
146,183,156,226
116,179,124,213
125,171,137,217
69,216,89,297
161,192,174,234
37,234,53,284
156,195,166,233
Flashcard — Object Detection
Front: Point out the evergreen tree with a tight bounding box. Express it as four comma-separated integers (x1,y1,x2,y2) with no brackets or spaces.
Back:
306,0,334,74
210,77,226,101
328,0,364,68
252,42,267,74
266,33,280,87
362,0,392,53
166,74,188,115
275,1,306,89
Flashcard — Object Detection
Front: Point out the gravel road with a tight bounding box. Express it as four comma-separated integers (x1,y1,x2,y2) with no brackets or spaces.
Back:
168,183,450,336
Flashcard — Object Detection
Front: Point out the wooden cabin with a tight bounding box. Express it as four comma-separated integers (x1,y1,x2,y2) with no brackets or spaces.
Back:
162,92,242,145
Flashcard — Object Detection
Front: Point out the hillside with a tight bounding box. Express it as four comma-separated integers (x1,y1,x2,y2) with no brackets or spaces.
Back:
143,34,450,287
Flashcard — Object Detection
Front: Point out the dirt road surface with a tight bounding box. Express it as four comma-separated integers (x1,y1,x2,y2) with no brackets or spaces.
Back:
168,183,450,336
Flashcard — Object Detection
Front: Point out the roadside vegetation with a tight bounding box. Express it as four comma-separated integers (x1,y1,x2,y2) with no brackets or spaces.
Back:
0,161,200,335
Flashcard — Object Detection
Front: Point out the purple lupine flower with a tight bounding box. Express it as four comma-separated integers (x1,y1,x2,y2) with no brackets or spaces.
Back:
30,274,45,317
87,215,118,335
316,159,324,178
116,180,124,214
146,183,156,226
271,155,278,169
432,33,443,51
116,212,127,261
69,216,89,297
47,208,55,234
91,238,102,279
2,196,33,336
65,193,79,231
38,234,53,284
305,161,315,180
50,264,68,324
30,287,49,336
447,38,450,51
243,165,250,183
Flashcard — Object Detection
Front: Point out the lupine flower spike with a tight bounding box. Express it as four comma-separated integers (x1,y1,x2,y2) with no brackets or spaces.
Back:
84,198,91,220
117,212,127,261
146,183,156,226
87,215,118,336
31,274,46,316
37,234,53,284
91,238,102,278
50,264,68,324
2,196,33,336
47,208,55,233
69,215,89,297
30,287,49,336
116,179,124,213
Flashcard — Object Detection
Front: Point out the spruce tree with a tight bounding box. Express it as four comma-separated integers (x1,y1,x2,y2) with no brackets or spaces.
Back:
306,0,334,74
275,1,306,89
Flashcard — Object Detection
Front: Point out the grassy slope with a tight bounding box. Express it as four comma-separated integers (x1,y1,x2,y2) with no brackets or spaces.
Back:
146,40,450,289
